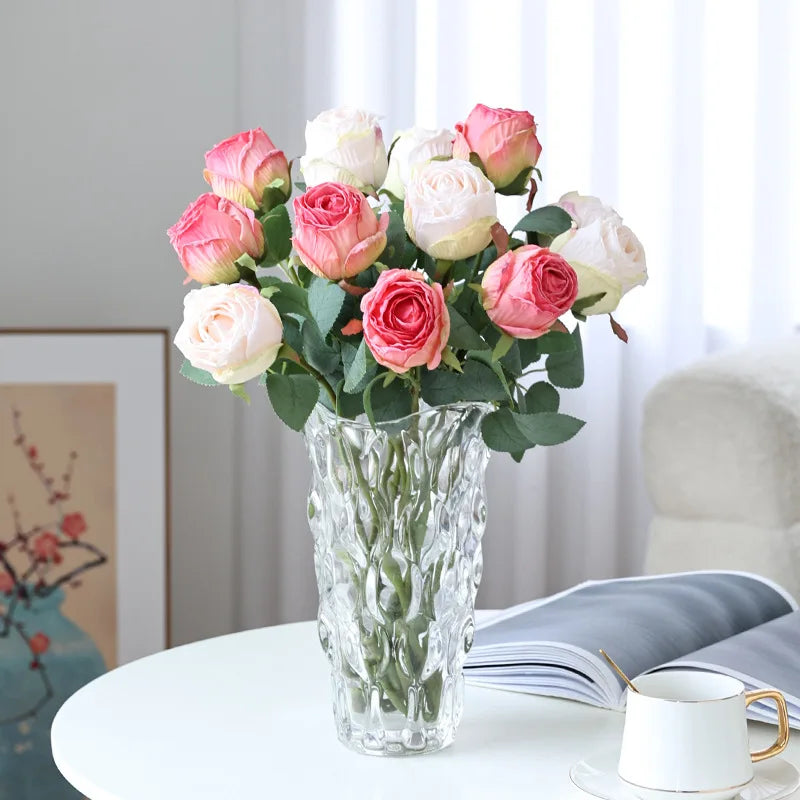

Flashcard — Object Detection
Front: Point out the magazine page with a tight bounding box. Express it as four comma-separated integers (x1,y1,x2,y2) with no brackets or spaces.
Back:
654,610,800,728
466,571,796,708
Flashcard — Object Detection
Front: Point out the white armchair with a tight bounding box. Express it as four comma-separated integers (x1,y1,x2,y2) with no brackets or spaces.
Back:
642,338,800,598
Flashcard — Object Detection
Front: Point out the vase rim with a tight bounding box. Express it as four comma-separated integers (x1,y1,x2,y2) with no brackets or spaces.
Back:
310,400,494,431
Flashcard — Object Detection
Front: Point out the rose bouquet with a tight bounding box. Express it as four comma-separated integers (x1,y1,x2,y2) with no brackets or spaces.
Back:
170,104,646,755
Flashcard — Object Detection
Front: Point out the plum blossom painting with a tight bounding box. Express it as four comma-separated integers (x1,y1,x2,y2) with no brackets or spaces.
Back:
0,329,169,800
0,385,116,799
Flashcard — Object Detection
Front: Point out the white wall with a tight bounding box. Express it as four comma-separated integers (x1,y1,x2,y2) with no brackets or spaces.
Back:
0,1,244,645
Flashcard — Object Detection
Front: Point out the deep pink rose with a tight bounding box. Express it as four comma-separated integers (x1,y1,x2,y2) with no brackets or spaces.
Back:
482,245,578,339
292,182,388,280
453,104,542,191
33,531,62,564
204,128,291,210
361,269,450,373
61,512,87,540
168,193,264,285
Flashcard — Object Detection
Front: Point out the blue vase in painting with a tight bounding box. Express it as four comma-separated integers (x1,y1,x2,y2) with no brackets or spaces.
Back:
0,587,106,799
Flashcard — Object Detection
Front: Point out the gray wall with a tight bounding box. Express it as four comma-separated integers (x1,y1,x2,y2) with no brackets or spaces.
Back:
0,2,247,645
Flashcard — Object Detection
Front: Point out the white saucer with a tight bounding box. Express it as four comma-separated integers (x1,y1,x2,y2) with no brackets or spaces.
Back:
570,748,800,800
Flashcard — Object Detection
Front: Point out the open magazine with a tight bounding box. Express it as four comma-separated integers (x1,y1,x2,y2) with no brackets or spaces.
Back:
465,571,800,727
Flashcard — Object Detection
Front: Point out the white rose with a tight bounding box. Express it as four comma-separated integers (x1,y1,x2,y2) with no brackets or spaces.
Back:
174,284,283,384
300,106,388,191
557,191,622,227
404,160,497,261
551,218,647,315
382,127,454,200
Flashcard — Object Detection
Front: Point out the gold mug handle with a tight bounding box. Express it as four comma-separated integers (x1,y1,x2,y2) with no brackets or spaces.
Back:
746,689,790,762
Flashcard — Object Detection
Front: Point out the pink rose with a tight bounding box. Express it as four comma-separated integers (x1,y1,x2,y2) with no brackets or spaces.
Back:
33,531,62,564
204,128,291,210
453,104,542,192
0,571,14,594
168,193,264,285
361,269,450,373
292,182,389,280
61,512,87,540
482,245,578,339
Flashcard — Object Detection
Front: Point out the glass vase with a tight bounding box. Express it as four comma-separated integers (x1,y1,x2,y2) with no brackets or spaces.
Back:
304,401,491,756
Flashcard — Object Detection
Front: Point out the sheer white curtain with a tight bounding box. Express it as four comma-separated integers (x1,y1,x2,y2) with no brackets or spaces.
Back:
233,0,800,627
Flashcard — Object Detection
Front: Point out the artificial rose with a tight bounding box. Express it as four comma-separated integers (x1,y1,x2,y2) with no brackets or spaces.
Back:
550,196,647,315
453,104,542,193
174,284,283,384
61,512,87,540
0,571,13,594
557,191,622,228
382,127,454,200
300,107,388,191
361,269,450,373
404,159,497,260
292,182,388,280
482,245,578,339
33,532,62,564
203,128,291,210
168,193,264,285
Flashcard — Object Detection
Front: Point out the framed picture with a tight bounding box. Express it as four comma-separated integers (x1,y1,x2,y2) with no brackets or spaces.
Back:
0,328,169,799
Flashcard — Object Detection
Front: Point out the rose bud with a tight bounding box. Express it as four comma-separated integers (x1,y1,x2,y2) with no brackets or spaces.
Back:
453,104,542,193
204,128,291,210
292,182,388,280
482,245,578,338
300,107,388,191
404,160,497,261
382,127,454,200
551,192,647,315
174,284,283,384
168,193,264,285
361,269,450,373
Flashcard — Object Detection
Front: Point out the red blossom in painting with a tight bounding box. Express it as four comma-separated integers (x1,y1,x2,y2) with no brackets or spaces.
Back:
28,632,50,655
61,512,87,540
32,532,62,564
0,570,13,594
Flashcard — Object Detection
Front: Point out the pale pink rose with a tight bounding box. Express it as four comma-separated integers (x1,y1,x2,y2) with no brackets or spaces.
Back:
174,284,283,384
204,128,291,210
453,104,542,192
168,193,264,285
28,632,50,656
361,269,450,373
33,531,62,564
292,182,389,280
482,245,578,339
61,512,87,540
0,571,14,594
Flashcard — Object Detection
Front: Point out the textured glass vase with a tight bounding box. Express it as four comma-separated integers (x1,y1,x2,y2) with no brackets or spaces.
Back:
305,401,491,756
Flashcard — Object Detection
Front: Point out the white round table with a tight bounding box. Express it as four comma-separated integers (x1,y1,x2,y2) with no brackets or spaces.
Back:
52,621,800,799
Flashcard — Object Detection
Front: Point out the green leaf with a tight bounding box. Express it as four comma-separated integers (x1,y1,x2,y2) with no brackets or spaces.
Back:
481,408,530,452
261,204,292,266
343,339,377,393
535,331,576,354
447,306,490,351
513,205,573,237
440,346,463,373
229,383,251,404
180,359,218,386
546,325,584,388
259,277,309,318
266,371,319,431
511,411,585,446
307,276,346,337
302,319,339,376
420,359,507,406
496,166,533,197
364,374,413,425
235,253,257,271
465,350,512,398
492,333,514,362
524,381,560,413
499,340,522,377
468,151,487,175
517,338,540,368
572,292,607,318
510,450,526,463
294,180,307,192
380,207,409,267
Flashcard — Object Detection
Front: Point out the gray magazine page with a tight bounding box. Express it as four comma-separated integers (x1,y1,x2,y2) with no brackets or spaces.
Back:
657,610,800,727
468,572,794,704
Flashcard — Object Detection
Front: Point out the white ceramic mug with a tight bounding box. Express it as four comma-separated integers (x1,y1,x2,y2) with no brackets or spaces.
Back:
617,671,790,800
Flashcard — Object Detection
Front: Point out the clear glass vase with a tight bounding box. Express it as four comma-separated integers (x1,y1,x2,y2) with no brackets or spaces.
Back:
304,401,491,756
